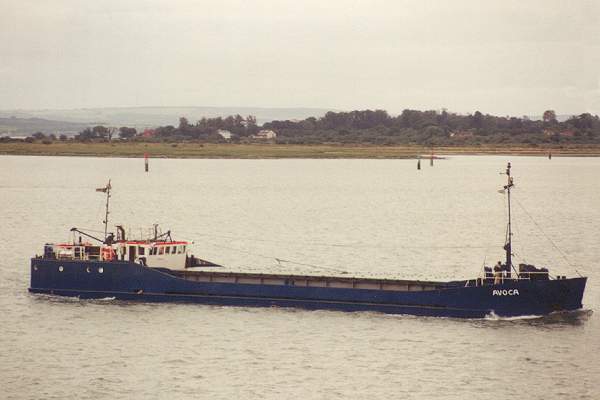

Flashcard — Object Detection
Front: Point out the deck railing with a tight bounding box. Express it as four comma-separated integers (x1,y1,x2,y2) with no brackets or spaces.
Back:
470,270,553,287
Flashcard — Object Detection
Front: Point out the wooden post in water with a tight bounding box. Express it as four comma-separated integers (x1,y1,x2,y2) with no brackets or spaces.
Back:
430,149,434,166
144,153,149,172
417,158,421,170
548,151,552,160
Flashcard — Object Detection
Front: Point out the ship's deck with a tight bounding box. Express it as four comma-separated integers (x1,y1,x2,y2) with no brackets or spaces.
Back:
164,268,451,292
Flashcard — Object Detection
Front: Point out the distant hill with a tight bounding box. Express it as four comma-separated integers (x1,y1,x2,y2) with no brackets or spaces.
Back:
0,106,334,134
0,117,89,136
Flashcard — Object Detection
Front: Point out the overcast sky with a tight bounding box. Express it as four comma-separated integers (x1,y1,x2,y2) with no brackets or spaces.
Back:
2,0,599,115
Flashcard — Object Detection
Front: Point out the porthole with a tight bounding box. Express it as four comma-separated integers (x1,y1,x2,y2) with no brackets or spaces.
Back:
58,266,64,272
86,267,91,273
98,267,104,274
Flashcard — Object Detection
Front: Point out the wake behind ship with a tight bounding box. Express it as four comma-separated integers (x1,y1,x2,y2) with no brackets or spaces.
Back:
29,164,587,318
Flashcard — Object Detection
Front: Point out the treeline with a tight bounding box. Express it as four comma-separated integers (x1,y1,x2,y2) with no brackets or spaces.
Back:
263,109,600,145
6,109,600,146
71,115,260,142
153,115,260,141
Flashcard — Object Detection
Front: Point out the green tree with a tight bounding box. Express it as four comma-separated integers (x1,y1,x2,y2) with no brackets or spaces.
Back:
119,127,137,140
107,127,117,141
76,128,94,141
472,111,483,130
92,126,109,139
543,110,557,124
178,117,190,131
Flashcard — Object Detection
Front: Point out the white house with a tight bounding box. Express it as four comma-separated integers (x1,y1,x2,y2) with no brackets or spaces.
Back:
217,129,232,140
253,129,277,140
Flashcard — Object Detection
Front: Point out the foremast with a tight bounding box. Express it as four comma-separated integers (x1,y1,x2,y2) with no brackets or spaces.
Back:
96,180,112,243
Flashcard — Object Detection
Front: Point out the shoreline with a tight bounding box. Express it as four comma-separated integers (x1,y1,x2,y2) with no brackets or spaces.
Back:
2,142,600,158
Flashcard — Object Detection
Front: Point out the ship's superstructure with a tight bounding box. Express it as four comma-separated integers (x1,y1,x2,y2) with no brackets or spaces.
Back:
44,224,192,271
42,234,192,270
40,181,207,271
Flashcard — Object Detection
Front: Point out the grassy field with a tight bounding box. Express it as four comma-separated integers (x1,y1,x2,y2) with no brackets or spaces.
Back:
1,141,600,158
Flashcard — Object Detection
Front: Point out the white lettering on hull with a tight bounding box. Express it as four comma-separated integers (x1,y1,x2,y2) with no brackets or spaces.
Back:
492,289,520,296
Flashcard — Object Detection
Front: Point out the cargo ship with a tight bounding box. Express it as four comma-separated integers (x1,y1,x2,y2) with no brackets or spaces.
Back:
29,164,587,318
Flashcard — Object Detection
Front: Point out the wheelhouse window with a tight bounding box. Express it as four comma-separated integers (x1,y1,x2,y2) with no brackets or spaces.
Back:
172,246,177,254
138,246,145,255
158,247,164,255
166,246,171,254
87,246,101,257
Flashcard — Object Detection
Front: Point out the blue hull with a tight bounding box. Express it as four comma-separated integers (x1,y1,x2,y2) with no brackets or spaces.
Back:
29,259,587,318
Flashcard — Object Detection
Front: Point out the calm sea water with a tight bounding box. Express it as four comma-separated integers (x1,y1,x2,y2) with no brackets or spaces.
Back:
1,155,599,399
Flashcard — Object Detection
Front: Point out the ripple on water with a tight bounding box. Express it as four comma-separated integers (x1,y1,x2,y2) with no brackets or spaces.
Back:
1,156,600,399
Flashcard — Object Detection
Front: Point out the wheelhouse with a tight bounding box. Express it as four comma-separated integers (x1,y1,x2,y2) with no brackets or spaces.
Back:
41,226,193,270
114,240,190,269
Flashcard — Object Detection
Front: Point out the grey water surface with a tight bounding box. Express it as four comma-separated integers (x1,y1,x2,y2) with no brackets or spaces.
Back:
0,155,598,399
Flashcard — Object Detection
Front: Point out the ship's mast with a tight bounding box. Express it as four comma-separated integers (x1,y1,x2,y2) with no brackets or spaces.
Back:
71,180,114,246
503,163,514,278
101,180,112,242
